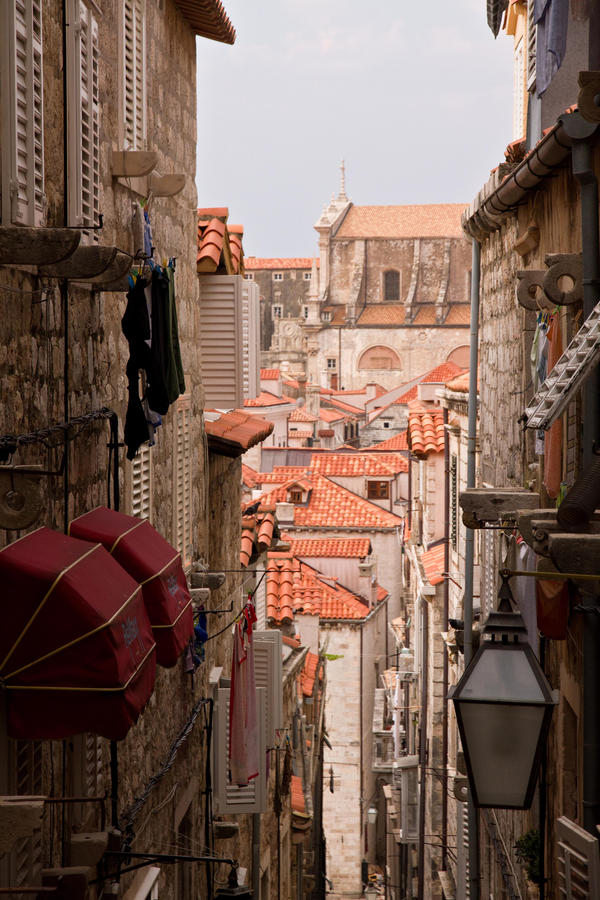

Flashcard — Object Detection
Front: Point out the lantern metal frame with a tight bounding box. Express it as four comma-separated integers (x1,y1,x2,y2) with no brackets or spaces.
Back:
448,575,558,810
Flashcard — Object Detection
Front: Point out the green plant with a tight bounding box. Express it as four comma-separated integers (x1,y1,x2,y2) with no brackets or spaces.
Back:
514,829,542,885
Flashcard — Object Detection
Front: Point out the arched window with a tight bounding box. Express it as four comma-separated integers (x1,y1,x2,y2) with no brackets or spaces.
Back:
358,346,402,371
384,270,400,302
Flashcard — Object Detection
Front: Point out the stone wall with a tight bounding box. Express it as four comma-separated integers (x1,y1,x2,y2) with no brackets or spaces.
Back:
246,267,313,351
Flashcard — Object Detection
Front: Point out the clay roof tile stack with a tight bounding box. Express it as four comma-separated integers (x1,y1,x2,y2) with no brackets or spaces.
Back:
266,554,368,622
370,430,409,451
244,391,289,408
421,543,445,585
407,406,445,457
240,510,276,566
284,537,372,559
205,410,274,458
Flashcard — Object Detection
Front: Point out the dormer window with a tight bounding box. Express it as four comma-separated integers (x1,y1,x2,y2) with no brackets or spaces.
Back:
289,489,303,504
384,270,400,302
368,481,390,499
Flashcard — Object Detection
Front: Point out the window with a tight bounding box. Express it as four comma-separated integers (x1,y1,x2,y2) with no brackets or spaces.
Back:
383,421,391,429
174,396,192,568
122,0,146,149
303,271,311,281
272,304,282,318
289,489,303,503
273,272,283,281
368,481,390,499
384,270,400,302
322,310,332,322
1,0,45,226
327,358,337,370
302,305,309,319
131,441,152,519
244,272,254,280
66,0,100,235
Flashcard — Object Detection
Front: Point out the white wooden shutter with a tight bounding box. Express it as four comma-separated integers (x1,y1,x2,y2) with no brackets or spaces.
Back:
175,397,192,568
199,275,243,408
66,0,100,234
122,0,146,150
556,816,600,899
242,281,261,401
253,630,284,745
212,686,267,814
131,442,152,520
0,0,45,225
456,801,470,900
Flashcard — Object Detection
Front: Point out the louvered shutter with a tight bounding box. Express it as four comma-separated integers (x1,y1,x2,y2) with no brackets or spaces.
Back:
123,0,146,150
556,816,600,898
253,630,284,745
526,0,536,91
175,398,192,568
131,442,152,520
212,686,267,814
456,801,470,899
0,0,45,225
199,275,244,408
242,281,261,401
66,0,100,234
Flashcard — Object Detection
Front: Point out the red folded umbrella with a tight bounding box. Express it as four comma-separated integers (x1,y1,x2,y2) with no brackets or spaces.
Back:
0,527,156,740
69,507,194,667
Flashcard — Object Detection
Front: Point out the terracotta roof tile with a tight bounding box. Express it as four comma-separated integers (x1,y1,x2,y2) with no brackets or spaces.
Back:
408,407,445,456
288,429,314,440
319,408,345,424
318,428,334,437
289,407,318,423
244,391,290,408
421,543,445,585
251,473,404,530
283,634,301,649
311,453,407,476
266,554,368,622
321,397,362,415
301,651,320,696
284,537,372,559
445,371,470,392
369,430,409,451
335,204,467,239
244,257,318,270
255,467,311,486
205,409,274,458
358,304,407,326
174,1,236,44
242,463,258,488
443,304,471,325
197,217,226,272
260,368,281,380
198,207,229,219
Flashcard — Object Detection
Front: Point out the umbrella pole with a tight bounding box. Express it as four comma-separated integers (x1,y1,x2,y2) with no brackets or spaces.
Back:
110,740,119,829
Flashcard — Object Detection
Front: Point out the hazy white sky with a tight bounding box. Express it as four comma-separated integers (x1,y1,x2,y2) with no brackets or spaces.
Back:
196,0,514,258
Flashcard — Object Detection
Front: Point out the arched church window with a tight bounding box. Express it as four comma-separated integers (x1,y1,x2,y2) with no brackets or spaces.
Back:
384,270,400,302
358,346,402,371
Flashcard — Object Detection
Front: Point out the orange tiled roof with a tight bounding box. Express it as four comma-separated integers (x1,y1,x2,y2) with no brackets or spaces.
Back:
197,216,226,271
288,429,314,440
244,391,289,408
285,537,372,559
445,372,470,392
335,204,467,239
173,1,236,44
240,511,276,566
244,257,318,270
228,226,243,274
311,453,407,476
369,430,409,451
255,467,311,485
319,408,345,424
444,305,471,325
301,651,321,697
376,584,389,602
421,543,445,585
252,473,404,529
242,463,258,488
260,368,280,380
291,774,306,814
267,554,368,622
318,428,334,438
392,362,467,406
205,410,274,458
358,304,407,326
322,397,362,415
408,406,445,457
289,407,318,423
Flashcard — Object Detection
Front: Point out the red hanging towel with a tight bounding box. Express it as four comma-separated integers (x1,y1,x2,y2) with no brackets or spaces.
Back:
228,602,259,787
536,577,569,639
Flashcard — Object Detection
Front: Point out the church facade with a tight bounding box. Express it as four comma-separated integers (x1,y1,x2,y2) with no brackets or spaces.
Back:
254,169,472,391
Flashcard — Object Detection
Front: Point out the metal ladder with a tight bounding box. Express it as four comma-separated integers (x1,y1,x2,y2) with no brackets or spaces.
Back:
523,299,600,430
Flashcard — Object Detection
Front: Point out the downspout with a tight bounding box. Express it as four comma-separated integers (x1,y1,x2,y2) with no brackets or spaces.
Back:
360,625,364,866
464,238,480,899
417,595,428,900
559,111,600,838
252,814,261,900
338,325,342,390
442,410,449,872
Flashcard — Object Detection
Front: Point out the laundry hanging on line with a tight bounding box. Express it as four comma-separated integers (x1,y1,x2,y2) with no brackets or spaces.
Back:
122,262,186,460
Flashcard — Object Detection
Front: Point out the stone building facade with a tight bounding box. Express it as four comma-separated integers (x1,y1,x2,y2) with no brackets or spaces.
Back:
244,257,316,353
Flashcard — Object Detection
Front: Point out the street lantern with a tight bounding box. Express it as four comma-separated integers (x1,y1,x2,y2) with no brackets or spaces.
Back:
448,575,558,809
367,805,378,825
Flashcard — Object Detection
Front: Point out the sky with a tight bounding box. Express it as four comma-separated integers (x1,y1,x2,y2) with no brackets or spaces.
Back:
195,0,514,259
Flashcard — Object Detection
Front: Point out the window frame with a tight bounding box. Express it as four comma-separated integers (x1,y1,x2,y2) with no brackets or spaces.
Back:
383,269,401,302
272,304,283,319
367,480,390,500
303,271,311,281
272,272,283,281
326,357,337,370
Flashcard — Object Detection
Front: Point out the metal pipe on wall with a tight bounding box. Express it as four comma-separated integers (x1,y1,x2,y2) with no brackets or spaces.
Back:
417,596,428,900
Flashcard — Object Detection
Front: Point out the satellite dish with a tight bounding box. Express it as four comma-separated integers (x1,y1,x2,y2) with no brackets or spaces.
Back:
0,467,43,530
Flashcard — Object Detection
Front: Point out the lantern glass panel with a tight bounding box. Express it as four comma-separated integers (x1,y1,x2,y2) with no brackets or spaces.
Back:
460,647,546,702
459,701,545,807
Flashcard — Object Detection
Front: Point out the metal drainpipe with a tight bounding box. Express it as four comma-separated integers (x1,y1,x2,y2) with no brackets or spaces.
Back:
464,238,480,899
360,625,364,867
563,115,600,838
442,409,450,872
417,595,428,900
